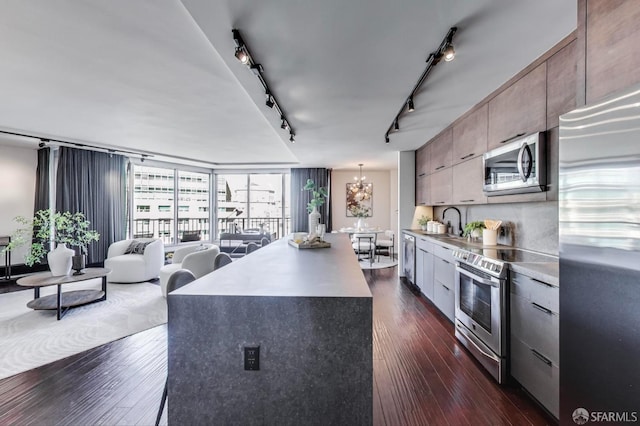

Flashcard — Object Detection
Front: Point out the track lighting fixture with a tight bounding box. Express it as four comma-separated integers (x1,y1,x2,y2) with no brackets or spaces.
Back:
384,27,457,143
234,47,249,64
289,133,295,143
232,28,296,143
443,44,455,62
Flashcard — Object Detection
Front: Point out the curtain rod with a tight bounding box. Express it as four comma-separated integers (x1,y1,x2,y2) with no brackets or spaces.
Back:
0,129,154,159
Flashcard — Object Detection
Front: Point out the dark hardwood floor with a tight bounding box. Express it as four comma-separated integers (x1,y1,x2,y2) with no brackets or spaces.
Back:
0,266,556,425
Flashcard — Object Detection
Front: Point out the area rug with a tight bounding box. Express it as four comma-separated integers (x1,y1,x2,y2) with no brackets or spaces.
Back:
0,279,166,380
359,258,398,270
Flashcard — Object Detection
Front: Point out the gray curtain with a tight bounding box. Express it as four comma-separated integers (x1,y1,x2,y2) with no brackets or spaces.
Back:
55,147,127,264
290,168,331,233
33,147,50,213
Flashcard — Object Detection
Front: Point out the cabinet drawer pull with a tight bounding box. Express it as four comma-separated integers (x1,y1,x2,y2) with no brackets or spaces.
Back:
531,349,552,366
441,259,449,264
532,278,554,287
435,201,445,204
435,165,445,170
499,133,525,144
418,173,426,177
442,284,450,291
532,302,553,315
460,199,475,202
460,153,474,160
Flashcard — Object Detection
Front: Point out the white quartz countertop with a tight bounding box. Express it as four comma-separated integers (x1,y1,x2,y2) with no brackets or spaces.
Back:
403,229,559,286
171,233,372,298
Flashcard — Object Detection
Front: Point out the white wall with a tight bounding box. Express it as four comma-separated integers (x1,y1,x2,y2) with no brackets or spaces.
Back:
0,144,37,266
331,169,391,231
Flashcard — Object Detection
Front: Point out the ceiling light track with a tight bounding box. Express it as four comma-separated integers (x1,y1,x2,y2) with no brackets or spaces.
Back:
384,26,457,144
0,129,154,160
232,29,296,143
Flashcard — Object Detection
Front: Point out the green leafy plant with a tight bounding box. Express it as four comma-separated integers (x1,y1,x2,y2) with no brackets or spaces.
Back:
349,205,371,218
1,209,99,266
417,215,431,226
303,179,329,213
463,220,486,237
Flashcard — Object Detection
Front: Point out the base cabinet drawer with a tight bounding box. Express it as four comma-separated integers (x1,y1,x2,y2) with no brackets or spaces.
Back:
434,255,454,286
511,336,559,418
510,293,559,364
433,279,454,322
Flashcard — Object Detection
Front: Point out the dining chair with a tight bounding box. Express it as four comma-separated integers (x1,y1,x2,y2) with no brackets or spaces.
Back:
376,230,395,261
246,242,260,254
351,232,377,265
213,252,233,270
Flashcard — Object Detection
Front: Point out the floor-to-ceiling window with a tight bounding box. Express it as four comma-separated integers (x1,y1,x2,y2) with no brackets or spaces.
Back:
130,165,210,245
215,172,290,239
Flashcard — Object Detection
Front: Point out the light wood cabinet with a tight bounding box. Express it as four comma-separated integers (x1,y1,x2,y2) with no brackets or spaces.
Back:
416,174,430,206
452,104,488,165
452,156,486,205
429,168,452,206
428,129,452,174
546,40,577,129
488,63,547,150
416,144,430,177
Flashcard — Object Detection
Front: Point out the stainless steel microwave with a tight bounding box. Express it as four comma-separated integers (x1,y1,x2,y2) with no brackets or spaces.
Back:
483,132,546,196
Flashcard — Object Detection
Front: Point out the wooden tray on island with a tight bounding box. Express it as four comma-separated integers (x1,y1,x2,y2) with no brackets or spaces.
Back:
288,239,331,249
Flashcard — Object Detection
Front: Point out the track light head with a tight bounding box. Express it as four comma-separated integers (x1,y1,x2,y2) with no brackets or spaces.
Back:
385,134,390,144
394,120,399,131
289,133,295,143
266,94,274,108
281,118,289,130
443,44,455,62
235,47,249,64
407,97,415,112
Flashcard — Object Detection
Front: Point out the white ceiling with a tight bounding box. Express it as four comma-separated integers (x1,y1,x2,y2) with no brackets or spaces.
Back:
0,0,576,170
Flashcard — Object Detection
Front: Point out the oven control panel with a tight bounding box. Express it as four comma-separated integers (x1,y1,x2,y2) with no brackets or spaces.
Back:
452,250,505,277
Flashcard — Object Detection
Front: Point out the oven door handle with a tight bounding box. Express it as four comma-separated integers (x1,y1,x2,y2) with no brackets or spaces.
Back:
456,266,500,288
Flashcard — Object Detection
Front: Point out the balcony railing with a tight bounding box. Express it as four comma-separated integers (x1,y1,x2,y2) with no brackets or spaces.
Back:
132,217,290,245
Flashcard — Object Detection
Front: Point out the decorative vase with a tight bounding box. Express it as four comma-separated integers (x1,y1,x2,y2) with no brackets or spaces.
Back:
308,207,321,234
47,243,74,276
356,217,365,230
72,254,86,275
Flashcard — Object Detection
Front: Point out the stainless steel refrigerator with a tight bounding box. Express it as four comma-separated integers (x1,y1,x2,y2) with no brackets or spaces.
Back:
559,83,640,423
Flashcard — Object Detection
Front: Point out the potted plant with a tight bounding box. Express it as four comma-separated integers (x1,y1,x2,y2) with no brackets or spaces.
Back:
417,215,431,231
463,220,486,239
2,209,99,275
303,179,328,233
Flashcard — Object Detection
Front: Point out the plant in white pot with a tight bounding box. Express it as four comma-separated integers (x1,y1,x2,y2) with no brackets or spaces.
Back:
349,205,371,230
2,209,99,276
304,179,328,233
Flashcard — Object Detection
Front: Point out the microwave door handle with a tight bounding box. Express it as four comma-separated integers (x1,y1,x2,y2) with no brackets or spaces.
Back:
517,143,533,182
456,266,500,288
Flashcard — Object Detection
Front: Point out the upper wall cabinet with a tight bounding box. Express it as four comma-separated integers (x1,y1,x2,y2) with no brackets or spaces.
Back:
416,144,430,178
547,40,577,129
429,168,452,206
452,156,486,205
428,128,452,174
416,174,430,206
488,64,547,150
452,104,488,165
585,1,640,104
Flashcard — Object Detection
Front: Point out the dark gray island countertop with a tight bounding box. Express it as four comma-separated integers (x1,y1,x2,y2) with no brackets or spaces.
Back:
168,232,373,425
173,232,371,298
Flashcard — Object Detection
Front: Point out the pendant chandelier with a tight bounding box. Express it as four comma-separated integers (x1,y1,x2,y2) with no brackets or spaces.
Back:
353,164,372,201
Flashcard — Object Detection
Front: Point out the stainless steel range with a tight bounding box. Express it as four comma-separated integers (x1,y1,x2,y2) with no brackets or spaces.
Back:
451,247,555,383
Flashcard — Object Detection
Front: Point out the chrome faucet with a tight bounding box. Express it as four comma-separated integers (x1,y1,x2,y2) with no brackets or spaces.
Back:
443,206,463,237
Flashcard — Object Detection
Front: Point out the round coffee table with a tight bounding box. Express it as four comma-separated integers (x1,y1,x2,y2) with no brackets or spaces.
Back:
17,268,111,320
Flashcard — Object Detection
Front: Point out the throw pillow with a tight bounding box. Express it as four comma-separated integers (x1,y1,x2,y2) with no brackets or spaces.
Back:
124,240,153,255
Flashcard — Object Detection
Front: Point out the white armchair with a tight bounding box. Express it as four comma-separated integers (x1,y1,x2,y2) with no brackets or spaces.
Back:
159,244,220,297
104,238,164,283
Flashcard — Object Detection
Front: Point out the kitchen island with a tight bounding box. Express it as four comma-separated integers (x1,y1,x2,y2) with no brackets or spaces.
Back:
167,233,373,425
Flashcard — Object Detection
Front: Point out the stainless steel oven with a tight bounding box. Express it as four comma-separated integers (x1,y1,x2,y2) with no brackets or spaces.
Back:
452,250,508,383
483,132,546,196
